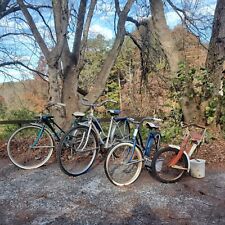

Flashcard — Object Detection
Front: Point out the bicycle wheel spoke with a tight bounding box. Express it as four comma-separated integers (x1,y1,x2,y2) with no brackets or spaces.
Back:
7,126,54,169
152,147,188,183
105,143,143,186
58,126,98,176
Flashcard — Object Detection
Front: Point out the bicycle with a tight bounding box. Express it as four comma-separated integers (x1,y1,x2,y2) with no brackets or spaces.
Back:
151,123,206,183
104,117,162,186
57,99,130,177
7,102,68,169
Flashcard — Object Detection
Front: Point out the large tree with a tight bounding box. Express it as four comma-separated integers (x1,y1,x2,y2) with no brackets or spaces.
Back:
1,0,135,126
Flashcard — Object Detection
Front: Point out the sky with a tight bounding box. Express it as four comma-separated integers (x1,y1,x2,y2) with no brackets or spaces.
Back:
0,0,217,83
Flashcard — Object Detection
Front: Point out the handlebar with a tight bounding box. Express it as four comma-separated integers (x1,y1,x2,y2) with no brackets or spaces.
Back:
81,98,117,108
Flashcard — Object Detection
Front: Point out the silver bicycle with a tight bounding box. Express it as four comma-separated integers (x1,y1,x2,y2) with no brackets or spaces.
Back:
57,99,130,176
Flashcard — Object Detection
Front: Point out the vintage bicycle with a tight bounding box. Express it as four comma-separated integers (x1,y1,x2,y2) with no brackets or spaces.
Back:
57,99,130,177
7,102,68,170
104,117,162,186
151,123,206,183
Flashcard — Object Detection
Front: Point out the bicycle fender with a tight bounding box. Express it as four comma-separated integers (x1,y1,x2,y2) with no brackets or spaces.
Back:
168,145,191,172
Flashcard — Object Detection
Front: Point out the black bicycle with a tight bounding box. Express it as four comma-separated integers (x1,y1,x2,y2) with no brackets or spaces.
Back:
7,102,69,169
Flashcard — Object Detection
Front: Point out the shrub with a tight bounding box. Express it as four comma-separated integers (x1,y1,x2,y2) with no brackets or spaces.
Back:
0,108,35,140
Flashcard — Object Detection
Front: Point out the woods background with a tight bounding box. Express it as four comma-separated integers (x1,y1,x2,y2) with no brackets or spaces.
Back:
0,0,225,140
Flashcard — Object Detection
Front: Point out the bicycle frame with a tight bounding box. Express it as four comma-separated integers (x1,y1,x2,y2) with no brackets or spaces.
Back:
79,107,128,149
128,121,161,163
168,124,206,171
31,116,65,144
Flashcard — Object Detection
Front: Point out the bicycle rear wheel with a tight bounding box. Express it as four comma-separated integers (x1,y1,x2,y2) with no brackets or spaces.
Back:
57,125,98,176
151,147,188,183
7,125,54,169
104,142,143,186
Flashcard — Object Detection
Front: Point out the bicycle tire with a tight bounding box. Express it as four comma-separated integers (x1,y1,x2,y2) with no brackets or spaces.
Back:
57,125,98,176
7,125,54,169
110,120,130,144
104,142,143,186
151,147,188,183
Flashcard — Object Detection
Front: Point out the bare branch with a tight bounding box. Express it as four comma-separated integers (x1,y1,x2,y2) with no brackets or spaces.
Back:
72,0,87,63
0,32,33,39
17,0,50,58
0,61,48,78
166,0,209,49
126,32,142,50
79,0,97,71
35,8,56,45
115,0,120,15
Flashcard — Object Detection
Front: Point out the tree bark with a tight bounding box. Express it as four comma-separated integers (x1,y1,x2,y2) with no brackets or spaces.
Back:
205,0,225,129
151,0,180,76
206,0,225,95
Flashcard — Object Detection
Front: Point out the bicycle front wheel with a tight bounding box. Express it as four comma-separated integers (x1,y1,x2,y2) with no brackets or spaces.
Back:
104,142,143,186
151,147,188,183
7,125,54,169
57,126,98,176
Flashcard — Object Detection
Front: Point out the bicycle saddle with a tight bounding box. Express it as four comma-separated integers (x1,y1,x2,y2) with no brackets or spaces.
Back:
107,109,121,116
146,122,160,129
72,112,85,117
41,115,54,119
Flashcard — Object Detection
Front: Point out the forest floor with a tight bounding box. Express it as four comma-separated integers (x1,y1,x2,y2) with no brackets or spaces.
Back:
0,139,225,225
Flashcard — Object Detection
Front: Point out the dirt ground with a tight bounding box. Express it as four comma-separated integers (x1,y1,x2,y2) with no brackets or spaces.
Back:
0,146,225,225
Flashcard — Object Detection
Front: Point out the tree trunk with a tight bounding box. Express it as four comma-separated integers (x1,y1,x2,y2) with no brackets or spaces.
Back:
151,0,204,123
62,68,80,127
181,86,205,124
206,0,225,95
151,0,180,76
205,0,225,128
48,65,65,126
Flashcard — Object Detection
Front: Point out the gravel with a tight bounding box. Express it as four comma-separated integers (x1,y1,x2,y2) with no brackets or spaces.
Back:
0,157,225,225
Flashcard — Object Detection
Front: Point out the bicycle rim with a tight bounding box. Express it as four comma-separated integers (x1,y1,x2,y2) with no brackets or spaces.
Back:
7,125,54,169
105,142,143,186
58,126,98,176
152,147,188,183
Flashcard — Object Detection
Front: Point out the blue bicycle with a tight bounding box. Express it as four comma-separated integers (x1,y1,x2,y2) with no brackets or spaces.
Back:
104,117,162,186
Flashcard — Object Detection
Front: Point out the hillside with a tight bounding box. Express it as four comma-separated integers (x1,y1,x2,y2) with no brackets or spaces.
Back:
0,78,48,112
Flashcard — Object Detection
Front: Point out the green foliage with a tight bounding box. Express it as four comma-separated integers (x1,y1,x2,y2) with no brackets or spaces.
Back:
0,108,35,140
79,34,111,91
0,103,6,119
160,109,183,144
161,124,182,144
205,98,217,124
173,63,213,101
